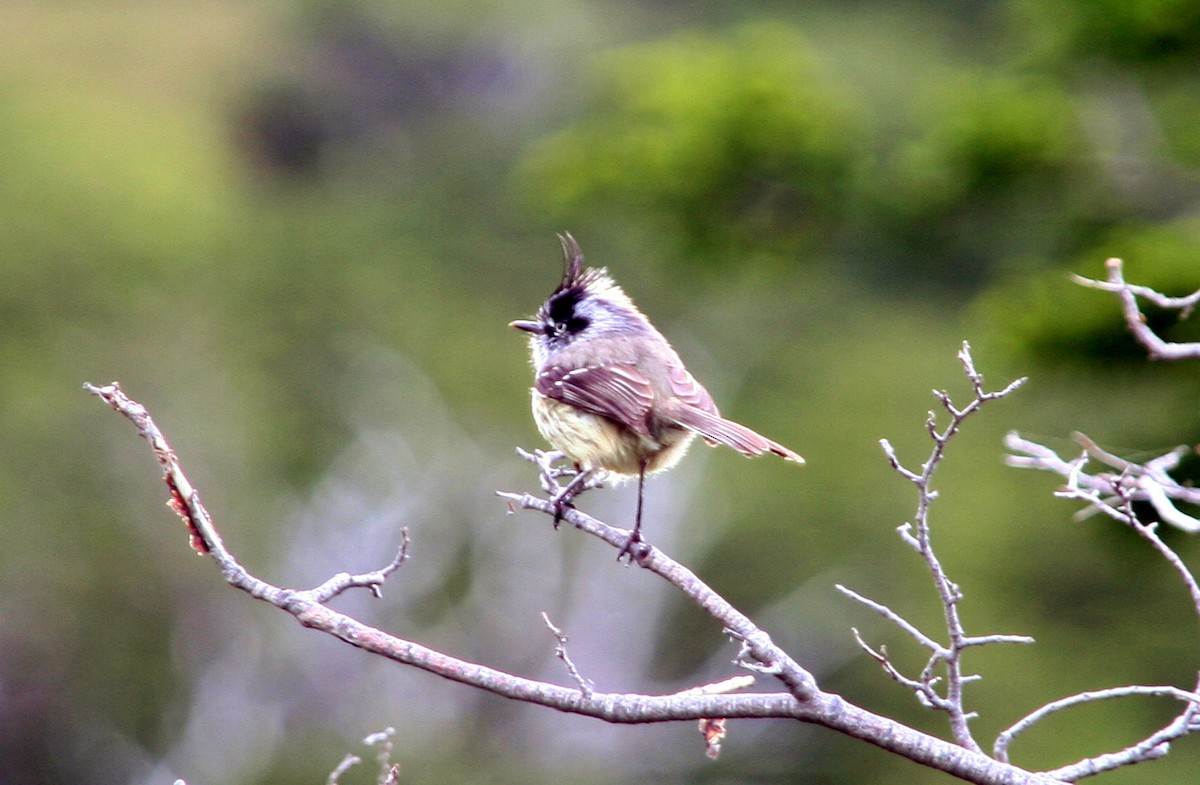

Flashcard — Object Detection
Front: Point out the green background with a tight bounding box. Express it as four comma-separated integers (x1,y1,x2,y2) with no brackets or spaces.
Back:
2,1,1199,783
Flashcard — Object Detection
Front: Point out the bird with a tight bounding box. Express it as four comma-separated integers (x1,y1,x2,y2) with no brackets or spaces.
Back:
511,233,803,557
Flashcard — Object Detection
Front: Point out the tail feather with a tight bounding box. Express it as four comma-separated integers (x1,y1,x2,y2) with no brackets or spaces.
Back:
667,405,804,464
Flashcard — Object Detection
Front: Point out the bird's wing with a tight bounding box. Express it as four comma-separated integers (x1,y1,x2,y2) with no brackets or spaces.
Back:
535,363,656,438
665,363,719,416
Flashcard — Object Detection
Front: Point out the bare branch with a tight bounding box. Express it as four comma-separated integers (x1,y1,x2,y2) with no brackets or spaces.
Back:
669,675,757,698
1004,431,1200,777
306,530,411,602
836,585,944,652
960,634,1036,648
86,382,800,720
880,438,922,484
846,343,1027,752
329,728,400,785
89,381,1068,785
498,487,820,701
1043,680,1200,782
850,627,945,710
365,727,400,785
1006,433,1200,533
1072,258,1200,360
541,612,595,697
327,754,361,785
996,684,1200,765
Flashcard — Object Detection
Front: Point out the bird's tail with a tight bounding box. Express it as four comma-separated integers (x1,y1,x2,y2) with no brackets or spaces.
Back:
667,406,804,464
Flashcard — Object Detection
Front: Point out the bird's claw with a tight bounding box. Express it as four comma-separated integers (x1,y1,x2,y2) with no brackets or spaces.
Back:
616,527,646,563
548,465,594,529
550,492,574,530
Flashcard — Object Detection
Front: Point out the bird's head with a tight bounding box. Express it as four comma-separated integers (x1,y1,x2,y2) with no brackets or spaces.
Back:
510,233,649,364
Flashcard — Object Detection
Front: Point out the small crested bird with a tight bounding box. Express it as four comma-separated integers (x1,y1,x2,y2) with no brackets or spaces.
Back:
511,233,803,556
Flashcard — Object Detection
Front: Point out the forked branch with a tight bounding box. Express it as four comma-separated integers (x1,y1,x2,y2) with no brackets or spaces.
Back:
1003,432,1200,777
998,261,1200,777
1073,258,1200,360
843,342,1031,753
86,379,1061,785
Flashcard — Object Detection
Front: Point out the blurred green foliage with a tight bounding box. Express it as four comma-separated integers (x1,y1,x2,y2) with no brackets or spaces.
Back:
517,21,865,258
3,1,1200,784
1012,0,1200,66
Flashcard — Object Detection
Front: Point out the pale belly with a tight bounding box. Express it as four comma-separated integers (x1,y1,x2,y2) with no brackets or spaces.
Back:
532,394,696,476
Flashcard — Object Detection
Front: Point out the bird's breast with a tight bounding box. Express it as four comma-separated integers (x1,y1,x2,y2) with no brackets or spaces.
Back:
531,393,696,476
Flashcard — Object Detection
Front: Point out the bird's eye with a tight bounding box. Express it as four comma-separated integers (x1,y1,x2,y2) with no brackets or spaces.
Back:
547,316,587,339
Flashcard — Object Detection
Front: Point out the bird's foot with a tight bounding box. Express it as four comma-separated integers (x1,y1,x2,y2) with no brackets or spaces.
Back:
616,527,648,564
550,465,595,530
519,449,597,493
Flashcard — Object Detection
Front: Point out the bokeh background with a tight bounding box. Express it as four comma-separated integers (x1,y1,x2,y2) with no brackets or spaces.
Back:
3,1,1200,783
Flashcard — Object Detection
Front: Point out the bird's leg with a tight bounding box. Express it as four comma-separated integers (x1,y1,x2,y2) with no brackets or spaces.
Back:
552,463,593,529
617,460,648,562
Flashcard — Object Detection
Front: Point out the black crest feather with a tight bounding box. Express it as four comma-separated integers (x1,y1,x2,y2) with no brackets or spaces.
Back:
556,232,585,293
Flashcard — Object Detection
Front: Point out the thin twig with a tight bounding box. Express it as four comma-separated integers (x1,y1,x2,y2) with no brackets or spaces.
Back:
328,727,399,785
836,585,944,652
848,343,1027,752
851,627,945,709
1072,258,1200,360
365,727,399,785
1047,677,1200,781
1072,258,1200,313
1004,430,1200,778
541,612,595,697
498,481,818,701
327,754,361,785
305,530,411,602
1006,433,1200,532
995,685,1200,763
1059,472,1200,644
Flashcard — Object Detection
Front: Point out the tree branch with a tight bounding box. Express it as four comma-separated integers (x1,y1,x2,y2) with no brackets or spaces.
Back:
1004,428,1200,776
1072,258,1200,360
845,342,1030,753
995,684,1200,770
86,379,1064,785
1006,433,1200,533
541,612,595,697
499,473,817,701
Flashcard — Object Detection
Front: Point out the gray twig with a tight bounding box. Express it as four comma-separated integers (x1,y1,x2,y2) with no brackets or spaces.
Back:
996,685,1200,765
541,612,595,697
1006,432,1200,533
1003,430,1200,778
1072,258,1200,360
327,754,361,785
500,484,818,700
305,529,411,602
328,727,399,785
837,586,943,652
848,342,1028,753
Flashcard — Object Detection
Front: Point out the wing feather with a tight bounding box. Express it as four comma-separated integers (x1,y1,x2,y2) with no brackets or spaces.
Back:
666,364,719,416
535,363,655,437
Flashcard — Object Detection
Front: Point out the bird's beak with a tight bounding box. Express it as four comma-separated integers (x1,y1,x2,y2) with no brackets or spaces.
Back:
510,319,541,334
